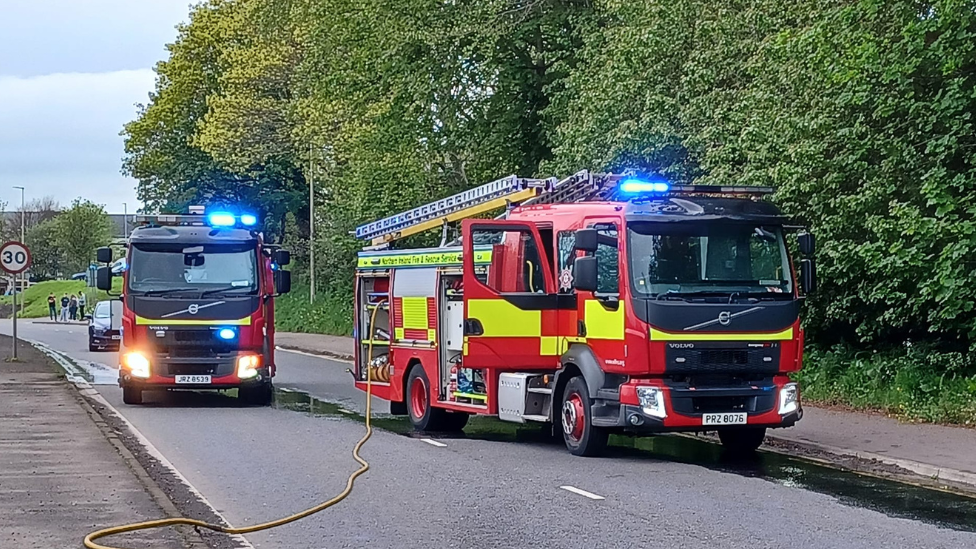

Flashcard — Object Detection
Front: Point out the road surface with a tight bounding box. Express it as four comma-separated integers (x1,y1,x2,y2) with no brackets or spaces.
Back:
5,320,976,549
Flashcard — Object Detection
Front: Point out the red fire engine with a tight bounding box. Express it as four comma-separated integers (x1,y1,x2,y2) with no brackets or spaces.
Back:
95,207,293,406
352,171,816,456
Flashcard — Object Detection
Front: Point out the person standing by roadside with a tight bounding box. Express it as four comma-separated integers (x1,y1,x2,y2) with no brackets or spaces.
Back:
47,293,56,320
59,294,70,322
77,292,87,318
68,294,78,321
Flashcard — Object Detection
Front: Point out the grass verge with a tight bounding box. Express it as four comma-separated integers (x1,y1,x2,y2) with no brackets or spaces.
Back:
795,343,976,426
273,284,353,336
0,278,123,318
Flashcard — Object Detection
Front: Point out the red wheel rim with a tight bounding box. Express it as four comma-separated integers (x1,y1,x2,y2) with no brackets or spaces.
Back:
562,392,585,442
410,376,428,419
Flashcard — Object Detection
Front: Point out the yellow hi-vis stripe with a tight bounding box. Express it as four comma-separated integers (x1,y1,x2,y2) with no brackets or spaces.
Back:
466,299,541,337
540,336,587,356
584,299,625,340
649,327,794,341
401,297,429,329
135,316,251,326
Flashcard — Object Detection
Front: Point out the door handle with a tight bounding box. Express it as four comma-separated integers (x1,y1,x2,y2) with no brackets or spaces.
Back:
577,320,587,337
464,319,484,336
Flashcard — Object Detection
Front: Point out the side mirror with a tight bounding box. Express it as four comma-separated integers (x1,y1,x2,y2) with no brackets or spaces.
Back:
573,257,598,292
96,247,113,264
798,232,815,257
96,266,112,291
274,269,292,295
274,249,291,266
800,259,816,294
574,228,598,253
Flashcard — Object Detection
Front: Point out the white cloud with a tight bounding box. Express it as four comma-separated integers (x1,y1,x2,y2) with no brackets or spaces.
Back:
0,70,156,212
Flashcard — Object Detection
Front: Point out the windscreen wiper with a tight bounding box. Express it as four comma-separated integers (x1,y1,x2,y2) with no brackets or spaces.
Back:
141,288,198,297
199,286,252,298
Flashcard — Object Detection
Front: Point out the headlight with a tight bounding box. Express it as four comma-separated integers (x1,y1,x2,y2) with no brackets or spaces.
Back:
636,386,667,419
237,354,262,379
122,352,150,379
778,383,799,415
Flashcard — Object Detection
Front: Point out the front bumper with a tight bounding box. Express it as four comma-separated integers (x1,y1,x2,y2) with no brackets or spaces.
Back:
120,366,271,389
90,329,121,346
596,376,802,432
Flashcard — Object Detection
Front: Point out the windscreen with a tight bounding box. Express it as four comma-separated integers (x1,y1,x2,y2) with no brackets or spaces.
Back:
127,243,258,295
628,222,792,298
94,301,111,318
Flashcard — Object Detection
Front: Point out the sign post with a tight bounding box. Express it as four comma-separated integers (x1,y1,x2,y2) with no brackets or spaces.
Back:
1,242,32,360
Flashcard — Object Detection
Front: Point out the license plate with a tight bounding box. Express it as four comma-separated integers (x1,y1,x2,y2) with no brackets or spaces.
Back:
703,412,747,425
175,375,211,384
111,335,121,340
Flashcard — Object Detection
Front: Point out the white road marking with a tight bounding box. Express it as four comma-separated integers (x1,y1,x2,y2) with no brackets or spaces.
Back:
275,346,353,364
559,485,605,500
420,438,447,448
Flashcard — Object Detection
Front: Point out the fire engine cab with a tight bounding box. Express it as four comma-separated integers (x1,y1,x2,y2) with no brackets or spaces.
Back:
352,171,816,456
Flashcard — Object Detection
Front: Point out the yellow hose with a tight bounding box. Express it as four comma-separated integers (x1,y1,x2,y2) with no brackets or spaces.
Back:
84,300,385,549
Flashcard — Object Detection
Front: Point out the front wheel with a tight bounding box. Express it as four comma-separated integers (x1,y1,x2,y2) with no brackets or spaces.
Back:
122,385,143,405
561,376,608,457
240,382,273,406
718,427,767,455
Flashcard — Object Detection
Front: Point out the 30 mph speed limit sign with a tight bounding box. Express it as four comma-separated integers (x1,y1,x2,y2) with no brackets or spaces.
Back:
0,241,31,274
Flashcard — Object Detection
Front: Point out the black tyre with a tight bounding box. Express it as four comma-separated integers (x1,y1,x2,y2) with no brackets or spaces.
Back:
560,376,608,457
406,365,450,431
718,427,767,455
442,411,469,432
89,342,98,352
240,382,274,406
122,385,143,405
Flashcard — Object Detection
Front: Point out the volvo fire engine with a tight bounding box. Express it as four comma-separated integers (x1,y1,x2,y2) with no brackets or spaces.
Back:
95,207,293,406
352,172,816,456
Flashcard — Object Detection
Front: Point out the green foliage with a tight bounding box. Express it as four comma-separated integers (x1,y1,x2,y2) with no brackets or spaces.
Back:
125,0,976,422
273,284,353,335
797,343,976,425
25,219,63,280
53,199,113,275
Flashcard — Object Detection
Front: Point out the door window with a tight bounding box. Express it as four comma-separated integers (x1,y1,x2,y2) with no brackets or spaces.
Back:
472,226,546,294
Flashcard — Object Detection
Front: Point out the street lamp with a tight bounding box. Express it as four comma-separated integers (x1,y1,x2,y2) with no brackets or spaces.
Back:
123,202,128,239
13,186,24,312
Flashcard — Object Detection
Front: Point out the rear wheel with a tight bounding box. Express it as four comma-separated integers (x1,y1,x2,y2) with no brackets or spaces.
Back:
561,376,608,457
718,427,767,455
122,385,143,405
240,382,273,406
406,365,460,432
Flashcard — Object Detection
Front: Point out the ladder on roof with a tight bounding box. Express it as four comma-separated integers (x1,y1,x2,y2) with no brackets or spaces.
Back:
354,170,622,247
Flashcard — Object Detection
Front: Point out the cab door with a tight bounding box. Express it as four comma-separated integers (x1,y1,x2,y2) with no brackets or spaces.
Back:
462,219,558,369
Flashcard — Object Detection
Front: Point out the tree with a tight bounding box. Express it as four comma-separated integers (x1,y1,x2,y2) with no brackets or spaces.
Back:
53,199,113,275
25,219,63,281
18,196,60,234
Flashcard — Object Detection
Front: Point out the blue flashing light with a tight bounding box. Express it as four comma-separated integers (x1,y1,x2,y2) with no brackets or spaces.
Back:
240,214,258,226
208,212,236,227
217,328,237,341
620,179,670,194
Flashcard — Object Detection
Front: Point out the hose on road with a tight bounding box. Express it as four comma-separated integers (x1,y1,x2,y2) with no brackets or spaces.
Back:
84,300,385,549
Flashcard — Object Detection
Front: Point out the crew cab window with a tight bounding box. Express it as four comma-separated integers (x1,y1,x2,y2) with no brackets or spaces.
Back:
594,225,619,294
557,231,576,293
473,227,545,293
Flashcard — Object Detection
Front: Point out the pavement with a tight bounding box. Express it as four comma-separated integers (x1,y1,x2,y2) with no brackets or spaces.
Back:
3,321,976,549
276,331,976,491
0,335,191,549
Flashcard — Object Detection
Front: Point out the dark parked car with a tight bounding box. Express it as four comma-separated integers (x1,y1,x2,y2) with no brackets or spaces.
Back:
88,300,121,351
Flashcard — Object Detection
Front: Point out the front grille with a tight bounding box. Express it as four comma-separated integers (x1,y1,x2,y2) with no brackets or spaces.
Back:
166,362,219,376
665,345,779,375
700,350,748,365
174,331,212,343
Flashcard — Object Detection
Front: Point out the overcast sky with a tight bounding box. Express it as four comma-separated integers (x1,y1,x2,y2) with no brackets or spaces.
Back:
0,0,192,214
